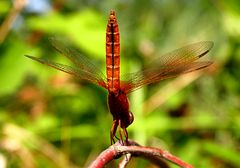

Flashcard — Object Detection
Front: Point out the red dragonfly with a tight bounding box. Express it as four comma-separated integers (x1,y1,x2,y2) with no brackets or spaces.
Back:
25,10,213,144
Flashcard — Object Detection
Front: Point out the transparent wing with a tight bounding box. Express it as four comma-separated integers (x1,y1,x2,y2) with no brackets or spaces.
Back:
49,37,106,82
25,55,107,88
25,38,107,88
121,41,213,94
150,41,213,66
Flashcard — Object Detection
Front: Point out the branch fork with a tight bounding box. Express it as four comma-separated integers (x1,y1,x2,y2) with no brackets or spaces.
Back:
88,140,193,168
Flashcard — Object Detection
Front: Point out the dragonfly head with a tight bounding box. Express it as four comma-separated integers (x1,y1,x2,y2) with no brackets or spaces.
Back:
125,111,134,128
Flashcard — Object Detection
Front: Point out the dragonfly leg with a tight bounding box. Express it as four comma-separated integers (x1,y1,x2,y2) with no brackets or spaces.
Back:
114,135,120,140
118,122,124,145
110,119,118,144
118,120,129,145
123,127,129,145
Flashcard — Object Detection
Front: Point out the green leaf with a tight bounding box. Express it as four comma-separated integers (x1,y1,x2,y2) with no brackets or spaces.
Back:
203,141,240,167
27,9,105,58
0,40,40,95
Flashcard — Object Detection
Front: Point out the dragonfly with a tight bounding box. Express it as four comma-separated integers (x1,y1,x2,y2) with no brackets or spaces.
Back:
25,10,213,145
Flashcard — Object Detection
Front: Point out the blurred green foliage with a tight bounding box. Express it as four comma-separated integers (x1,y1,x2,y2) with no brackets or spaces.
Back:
0,0,239,168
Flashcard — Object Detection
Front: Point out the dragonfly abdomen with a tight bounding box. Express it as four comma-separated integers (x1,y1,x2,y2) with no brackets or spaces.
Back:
106,10,120,93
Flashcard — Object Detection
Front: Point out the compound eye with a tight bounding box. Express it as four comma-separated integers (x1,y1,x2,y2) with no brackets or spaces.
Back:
128,111,134,125
121,111,134,129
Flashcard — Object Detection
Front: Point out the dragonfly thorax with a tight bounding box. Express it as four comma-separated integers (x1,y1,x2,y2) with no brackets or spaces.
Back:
108,89,133,128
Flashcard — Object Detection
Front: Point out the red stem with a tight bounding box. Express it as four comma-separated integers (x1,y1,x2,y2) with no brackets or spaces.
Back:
88,140,193,168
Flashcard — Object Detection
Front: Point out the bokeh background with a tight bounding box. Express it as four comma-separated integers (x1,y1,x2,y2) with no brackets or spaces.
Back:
0,0,239,168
